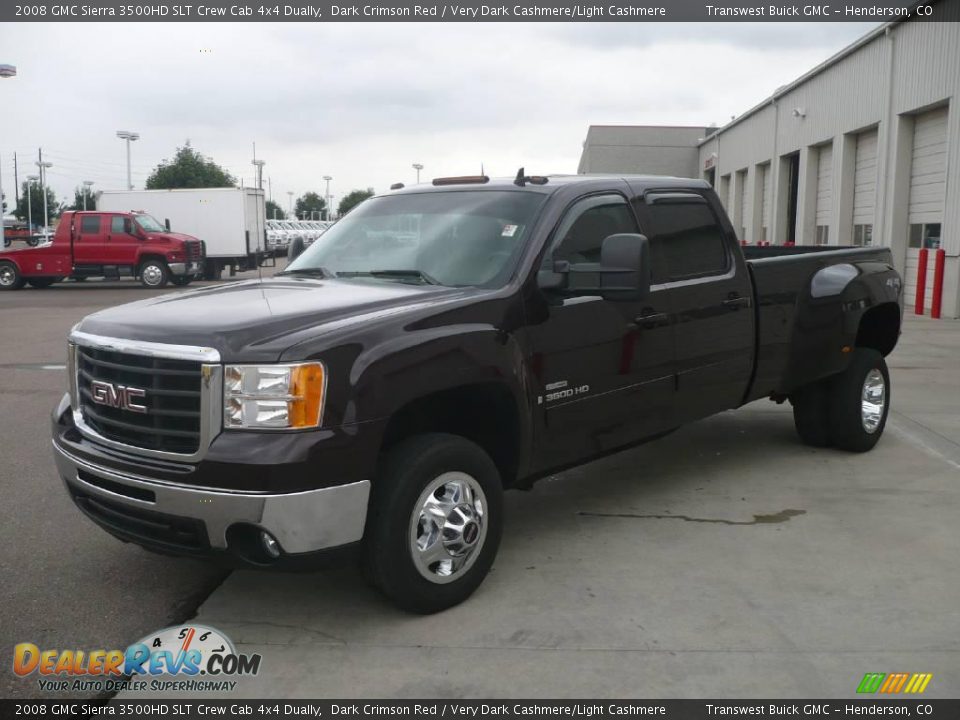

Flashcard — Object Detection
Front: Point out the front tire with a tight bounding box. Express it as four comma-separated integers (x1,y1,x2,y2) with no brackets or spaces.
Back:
0,262,25,290
828,348,890,453
139,260,169,288
364,433,503,614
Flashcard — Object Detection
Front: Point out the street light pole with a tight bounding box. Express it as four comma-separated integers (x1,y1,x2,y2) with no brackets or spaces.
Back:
286,191,294,215
25,175,37,235
0,65,16,247
82,180,94,211
251,159,265,190
36,160,52,238
323,175,332,221
412,163,423,184
116,130,139,190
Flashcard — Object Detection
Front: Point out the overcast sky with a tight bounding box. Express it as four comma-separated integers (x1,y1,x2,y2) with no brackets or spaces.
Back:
0,21,878,213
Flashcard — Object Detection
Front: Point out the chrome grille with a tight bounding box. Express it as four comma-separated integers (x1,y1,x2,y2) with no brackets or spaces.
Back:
77,346,202,454
185,240,204,262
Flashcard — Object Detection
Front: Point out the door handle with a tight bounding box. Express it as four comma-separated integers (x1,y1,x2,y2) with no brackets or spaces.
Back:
722,296,750,310
634,311,668,329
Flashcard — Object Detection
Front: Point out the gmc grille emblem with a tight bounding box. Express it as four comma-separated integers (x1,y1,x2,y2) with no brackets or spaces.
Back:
90,380,147,414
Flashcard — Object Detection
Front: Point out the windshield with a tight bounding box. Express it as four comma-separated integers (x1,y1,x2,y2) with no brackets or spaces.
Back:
286,190,545,287
134,214,166,233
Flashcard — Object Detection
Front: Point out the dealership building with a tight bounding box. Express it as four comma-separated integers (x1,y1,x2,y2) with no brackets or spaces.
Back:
578,10,960,318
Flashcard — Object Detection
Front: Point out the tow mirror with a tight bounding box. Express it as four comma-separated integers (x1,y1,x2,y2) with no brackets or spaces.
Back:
539,233,650,301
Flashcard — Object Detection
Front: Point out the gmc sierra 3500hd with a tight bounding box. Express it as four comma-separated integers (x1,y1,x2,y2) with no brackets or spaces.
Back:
52,173,903,613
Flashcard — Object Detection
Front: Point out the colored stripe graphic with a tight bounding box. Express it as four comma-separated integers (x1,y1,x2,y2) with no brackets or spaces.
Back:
857,673,886,693
904,674,933,694
858,672,932,694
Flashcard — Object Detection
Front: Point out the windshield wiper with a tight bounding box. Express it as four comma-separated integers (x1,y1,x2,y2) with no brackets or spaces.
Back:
360,270,441,285
277,267,336,279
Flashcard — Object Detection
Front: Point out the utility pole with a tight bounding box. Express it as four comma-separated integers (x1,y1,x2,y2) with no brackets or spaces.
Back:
252,159,265,190
13,152,18,206
287,190,294,214
268,176,272,203
412,163,423,183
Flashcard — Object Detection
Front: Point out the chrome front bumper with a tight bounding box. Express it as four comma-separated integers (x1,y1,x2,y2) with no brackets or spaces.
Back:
168,261,202,277
53,438,370,555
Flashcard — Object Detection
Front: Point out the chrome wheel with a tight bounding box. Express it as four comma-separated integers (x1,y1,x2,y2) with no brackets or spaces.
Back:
141,264,164,287
861,369,886,433
0,265,16,287
409,471,488,584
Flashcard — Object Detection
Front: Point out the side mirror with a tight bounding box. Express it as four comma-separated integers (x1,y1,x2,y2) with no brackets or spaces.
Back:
164,219,171,231
538,233,650,300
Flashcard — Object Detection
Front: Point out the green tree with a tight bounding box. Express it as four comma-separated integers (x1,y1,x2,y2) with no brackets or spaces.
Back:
338,188,374,217
15,181,59,228
294,191,327,220
266,199,286,220
69,186,97,211
145,143,236,189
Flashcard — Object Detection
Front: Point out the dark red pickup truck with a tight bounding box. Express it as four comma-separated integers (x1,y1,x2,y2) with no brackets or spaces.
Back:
0,210,204,290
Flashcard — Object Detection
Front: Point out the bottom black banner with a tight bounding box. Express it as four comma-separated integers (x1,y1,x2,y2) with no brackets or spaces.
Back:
2,700,959,720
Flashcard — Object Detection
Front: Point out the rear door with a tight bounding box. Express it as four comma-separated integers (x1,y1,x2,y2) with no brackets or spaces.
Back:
633,192,754,423
73,214,106,268
526,192,676,468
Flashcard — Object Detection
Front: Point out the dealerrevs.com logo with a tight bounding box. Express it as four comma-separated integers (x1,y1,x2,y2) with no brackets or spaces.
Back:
13,624,261,693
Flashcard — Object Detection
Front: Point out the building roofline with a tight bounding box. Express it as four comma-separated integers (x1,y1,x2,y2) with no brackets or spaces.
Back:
697,19,904,147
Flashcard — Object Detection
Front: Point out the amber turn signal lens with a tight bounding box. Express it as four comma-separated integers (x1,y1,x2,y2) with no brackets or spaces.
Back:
288,362,325,428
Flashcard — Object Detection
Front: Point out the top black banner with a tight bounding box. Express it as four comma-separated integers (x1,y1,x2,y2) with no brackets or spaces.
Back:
3,0,959,22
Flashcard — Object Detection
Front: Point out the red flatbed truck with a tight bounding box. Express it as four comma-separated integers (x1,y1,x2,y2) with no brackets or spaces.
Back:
0,210,204,290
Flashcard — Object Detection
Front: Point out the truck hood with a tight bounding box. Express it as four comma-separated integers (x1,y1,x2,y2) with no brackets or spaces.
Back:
75,277,469,362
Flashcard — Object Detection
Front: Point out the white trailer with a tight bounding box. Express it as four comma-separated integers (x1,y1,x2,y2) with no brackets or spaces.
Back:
98,187,268,279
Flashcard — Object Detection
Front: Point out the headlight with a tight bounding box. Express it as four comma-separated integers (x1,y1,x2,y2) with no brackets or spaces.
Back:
223,362,325,430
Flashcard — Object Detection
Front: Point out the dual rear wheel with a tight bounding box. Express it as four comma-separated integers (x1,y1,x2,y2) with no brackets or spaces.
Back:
791,347,890,452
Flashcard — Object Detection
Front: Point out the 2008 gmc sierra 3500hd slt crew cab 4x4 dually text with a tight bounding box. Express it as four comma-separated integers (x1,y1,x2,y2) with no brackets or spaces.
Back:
52,173,903,613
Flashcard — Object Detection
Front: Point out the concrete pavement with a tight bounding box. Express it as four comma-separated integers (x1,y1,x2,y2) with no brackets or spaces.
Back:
127,314,960,699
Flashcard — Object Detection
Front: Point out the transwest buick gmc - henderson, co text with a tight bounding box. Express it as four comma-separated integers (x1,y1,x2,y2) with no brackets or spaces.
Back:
51,173,903,613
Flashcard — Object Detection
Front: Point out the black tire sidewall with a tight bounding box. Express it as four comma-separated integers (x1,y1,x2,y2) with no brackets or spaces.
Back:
365,433,503,614
791,381,833,447
829,348,890,452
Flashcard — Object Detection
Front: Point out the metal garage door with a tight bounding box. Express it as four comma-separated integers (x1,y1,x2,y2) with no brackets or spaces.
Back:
760,164,771,242
815,144,833,244
852,129,878,245
905,107,948,312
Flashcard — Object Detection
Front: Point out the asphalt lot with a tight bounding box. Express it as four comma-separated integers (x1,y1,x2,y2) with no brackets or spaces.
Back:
2,272,959,700
0,268,276,702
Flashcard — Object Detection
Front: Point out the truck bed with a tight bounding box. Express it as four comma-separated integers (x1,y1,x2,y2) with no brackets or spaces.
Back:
743,245,898,404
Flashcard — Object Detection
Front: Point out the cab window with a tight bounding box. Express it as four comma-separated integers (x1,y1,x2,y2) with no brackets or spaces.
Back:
80,215,101,235
110,216,127,234
547,195,637,267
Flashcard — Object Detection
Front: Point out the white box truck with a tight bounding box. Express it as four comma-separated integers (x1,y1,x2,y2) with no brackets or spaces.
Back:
98,187,268,279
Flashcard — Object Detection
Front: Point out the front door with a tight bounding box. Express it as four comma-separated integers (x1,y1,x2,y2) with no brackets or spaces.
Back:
525,193,676,469
106,214,141,267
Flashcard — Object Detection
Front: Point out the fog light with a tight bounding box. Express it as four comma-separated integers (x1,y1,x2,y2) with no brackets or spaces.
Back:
260,530,281,558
